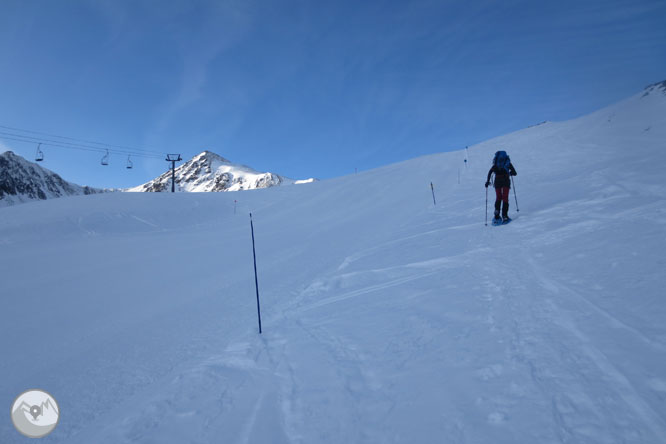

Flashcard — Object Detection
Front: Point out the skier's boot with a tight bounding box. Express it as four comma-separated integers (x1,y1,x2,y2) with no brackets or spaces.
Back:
502,201,511,224
492,201,502,225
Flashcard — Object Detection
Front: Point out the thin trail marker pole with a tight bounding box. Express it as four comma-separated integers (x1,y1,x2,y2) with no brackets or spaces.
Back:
511,176,520,212
485,187,488,226
234,200,237,214
430,182,436,205
249,213,262,334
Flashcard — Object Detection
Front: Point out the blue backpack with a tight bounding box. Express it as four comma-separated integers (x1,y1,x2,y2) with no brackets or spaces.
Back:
493,151,511,173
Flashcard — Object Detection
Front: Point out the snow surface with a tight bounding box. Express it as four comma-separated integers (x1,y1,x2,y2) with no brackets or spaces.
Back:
1,84,666,443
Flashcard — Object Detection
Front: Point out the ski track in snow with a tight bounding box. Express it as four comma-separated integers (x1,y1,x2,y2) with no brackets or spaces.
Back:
489,252,665,443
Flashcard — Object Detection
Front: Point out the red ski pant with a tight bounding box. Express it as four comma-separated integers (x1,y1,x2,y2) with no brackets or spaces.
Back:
495,187,510,203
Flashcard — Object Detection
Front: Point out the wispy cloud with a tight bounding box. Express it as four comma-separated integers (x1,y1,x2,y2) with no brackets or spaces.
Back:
147,1,256,141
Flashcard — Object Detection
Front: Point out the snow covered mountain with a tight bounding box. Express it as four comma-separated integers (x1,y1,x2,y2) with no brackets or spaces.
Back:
1,81,666,444
128,150,315,192
642,79,666,97
0,151,103,207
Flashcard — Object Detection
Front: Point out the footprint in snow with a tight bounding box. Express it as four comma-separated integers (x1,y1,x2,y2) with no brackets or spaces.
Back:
475,364,503,381
487,412,507,425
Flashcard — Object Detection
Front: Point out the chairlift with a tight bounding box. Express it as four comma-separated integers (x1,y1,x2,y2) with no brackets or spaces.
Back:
101,149,109,166
35,143,44,162
126,155,133,169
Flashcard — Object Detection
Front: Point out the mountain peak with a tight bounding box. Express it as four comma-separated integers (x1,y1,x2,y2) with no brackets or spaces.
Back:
2,151,26,163
192,150,231,164
128,151,315,193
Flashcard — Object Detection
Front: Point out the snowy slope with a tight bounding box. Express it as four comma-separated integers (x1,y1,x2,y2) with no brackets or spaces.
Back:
0,151,104,207
1,82,666,444
127,150,315,192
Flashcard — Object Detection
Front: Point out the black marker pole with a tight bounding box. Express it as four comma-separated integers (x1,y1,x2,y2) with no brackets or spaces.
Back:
249,213,262,334
430,182,436,205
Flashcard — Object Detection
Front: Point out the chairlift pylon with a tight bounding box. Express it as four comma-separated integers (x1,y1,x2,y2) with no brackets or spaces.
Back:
35,143,44,162
101,149,109,166
126,155,133,169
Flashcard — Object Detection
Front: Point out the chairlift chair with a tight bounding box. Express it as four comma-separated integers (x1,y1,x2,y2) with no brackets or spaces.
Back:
101,149,109,166
126,155,133,169
35,143,44,162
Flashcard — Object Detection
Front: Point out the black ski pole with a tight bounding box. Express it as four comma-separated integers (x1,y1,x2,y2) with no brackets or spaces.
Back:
511,176,519,212
430,182,436,205
485,186,488,226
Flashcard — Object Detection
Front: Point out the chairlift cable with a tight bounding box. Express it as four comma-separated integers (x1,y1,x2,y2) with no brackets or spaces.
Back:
0,130,164,158
0,134,163,159
0,124,165,156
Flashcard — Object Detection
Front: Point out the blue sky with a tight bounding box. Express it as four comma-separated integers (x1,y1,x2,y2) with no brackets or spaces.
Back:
1,0,665,188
